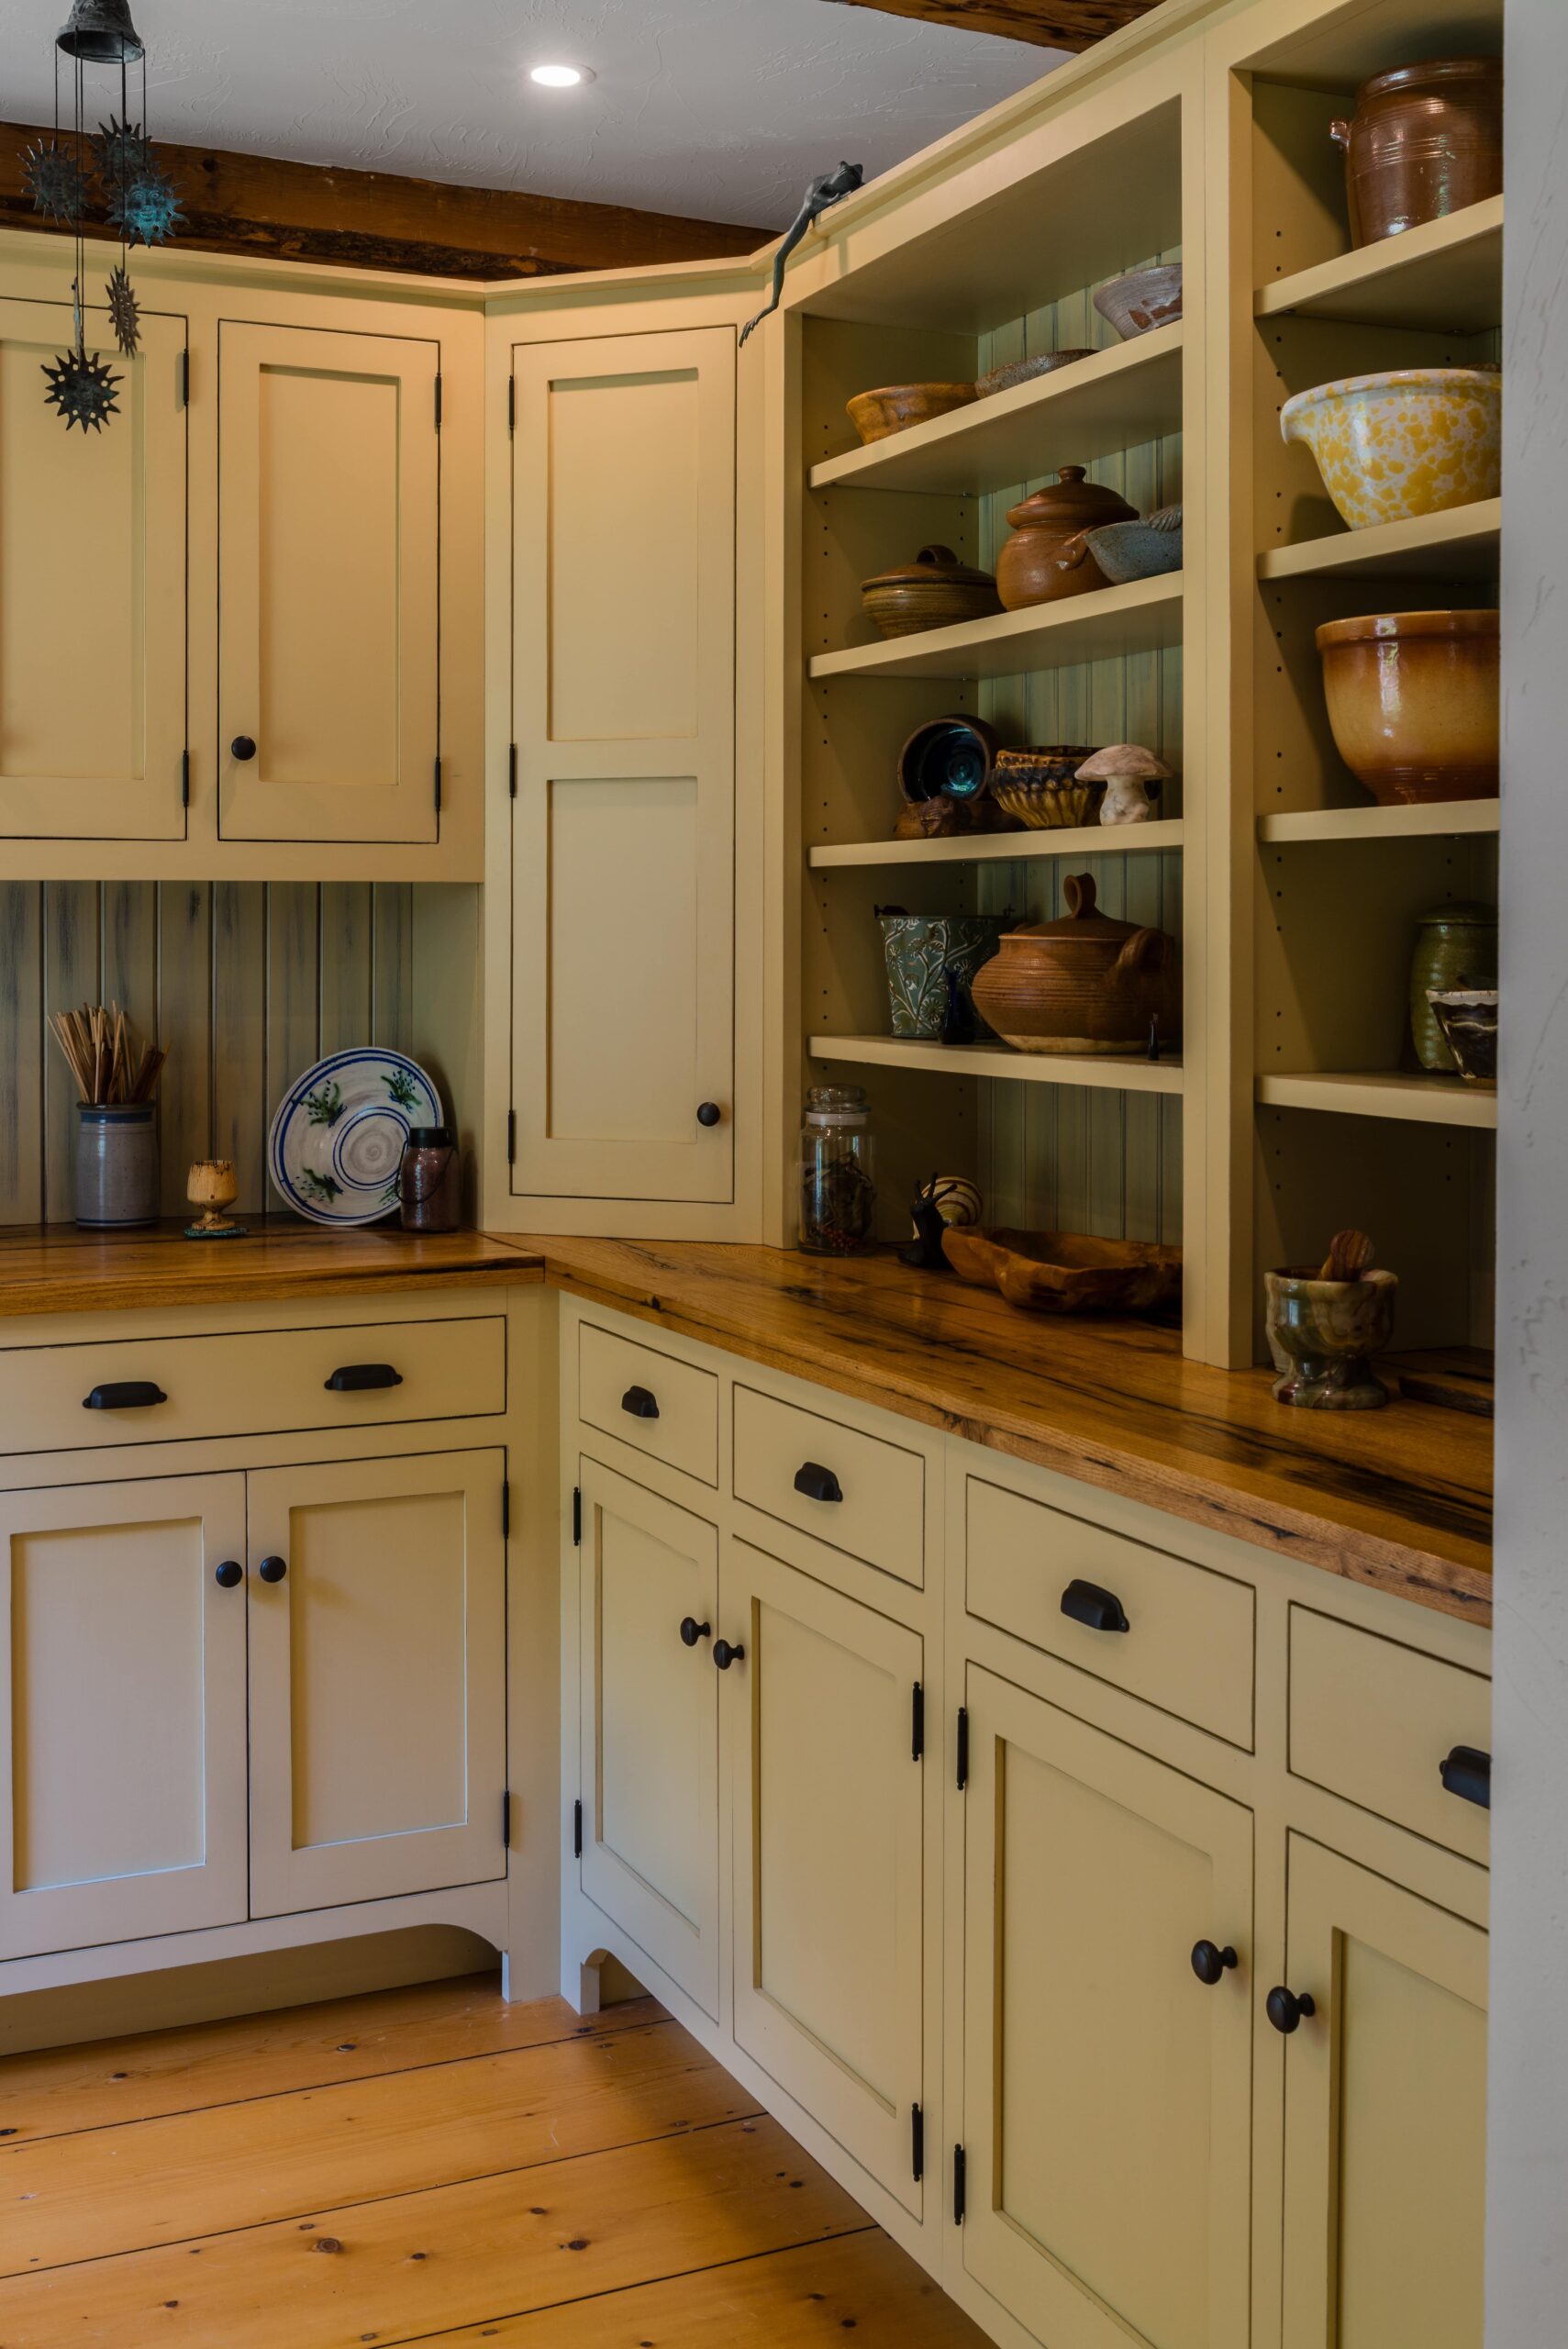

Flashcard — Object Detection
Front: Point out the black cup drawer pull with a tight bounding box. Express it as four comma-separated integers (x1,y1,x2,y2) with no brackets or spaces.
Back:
83,1380,167,1411
621,1385,661,1420
325,1363,404,1393
794,1461,843,1505
1061,1577,1130,1634
1439,1744,1491,1809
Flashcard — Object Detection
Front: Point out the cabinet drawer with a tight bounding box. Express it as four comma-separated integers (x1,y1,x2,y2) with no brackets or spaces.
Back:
0,1316,506,1454
965,1476,1255,1748
1289,1608,1491,1865
578,1322,718,1486
732,1385,924,1586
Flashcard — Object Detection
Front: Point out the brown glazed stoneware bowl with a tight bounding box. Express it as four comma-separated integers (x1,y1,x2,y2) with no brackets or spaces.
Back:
1330,58,1502,248
861,544,1002,639
943,1227,1184,1317
991,746,1103,829
969,871,1180,1054
845,382,977,444
1316,608,1499,803
995,466,1138,610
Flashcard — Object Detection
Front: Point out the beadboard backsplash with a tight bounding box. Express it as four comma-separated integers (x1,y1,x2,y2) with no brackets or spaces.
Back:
0,881,415,1225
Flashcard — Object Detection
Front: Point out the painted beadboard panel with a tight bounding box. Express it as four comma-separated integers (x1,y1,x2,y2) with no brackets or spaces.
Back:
975,255,1184,1247
0,882,414,1225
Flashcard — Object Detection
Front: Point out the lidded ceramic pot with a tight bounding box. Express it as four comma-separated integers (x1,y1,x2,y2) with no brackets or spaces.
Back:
968,872,1179,1055
995,468,1137,610
1280,366,1500,531
1316,609,1498,803
1409,901,1497,1072
861,544,1001,639
1330,58,1502,249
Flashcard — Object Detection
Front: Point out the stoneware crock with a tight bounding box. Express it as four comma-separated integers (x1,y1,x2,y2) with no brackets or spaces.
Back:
1092,263,1184,340
1409,900,1497,1070
877,911,1010,1040
846,382,976,445
861,543,1002,638
1330,57,1502,249
995,467,1137,610
1265,1265,1398,1409
1316,608,1498,803
1280,366,1500,530
968,871,1179,1054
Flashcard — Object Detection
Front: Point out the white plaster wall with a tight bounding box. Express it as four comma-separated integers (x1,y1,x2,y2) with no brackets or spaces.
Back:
1487,1,1568,2336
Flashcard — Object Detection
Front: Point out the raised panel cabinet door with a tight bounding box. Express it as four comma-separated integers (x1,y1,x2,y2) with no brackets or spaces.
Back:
0,295,186,839
577,1456,719,2015
0,1474,248,1960
962,1665,1252,2349
217,319,439,843
1280,1836,1487,2349
246,1450,506,1917
727,1539,925,2210
511,328,735,1204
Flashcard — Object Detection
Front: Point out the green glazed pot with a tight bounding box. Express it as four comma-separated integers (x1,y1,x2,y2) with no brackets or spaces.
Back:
1409,901,1496,1073
877,913,1009,1040
1264,1265,1398,1409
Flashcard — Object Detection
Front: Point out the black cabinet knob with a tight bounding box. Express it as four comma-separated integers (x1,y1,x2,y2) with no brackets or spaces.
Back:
1191,1940,1239,1987
231,735,257,761
680,1616,711,1647
713,1638,745,1670
621,1385,660,1420
325,1363,403,1393
258,1555,288,1585
1061,1577,1130,1634
794,1461,843,1505
214,1560,243,1589
1439,1744,1491,1809
1265,1985,1316,2035
696,1101,722,1127
83,1381,167,1411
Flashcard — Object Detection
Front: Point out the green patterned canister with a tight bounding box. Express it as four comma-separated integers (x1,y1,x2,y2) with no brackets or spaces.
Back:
877,912,1010,1041
1409,901,1497,1073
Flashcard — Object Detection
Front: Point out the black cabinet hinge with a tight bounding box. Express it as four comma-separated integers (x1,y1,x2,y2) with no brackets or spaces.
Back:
502,1478,511,1539
433,754,443,814
956,1705,970,1791
435,371,443,429
911,1680,925,1762
181,749,190,808
911,2102,924,2183
507,375,516,434
501,1788,512,1845
573,1797,584,1859
573,1485,582,1545
508,742,518,798
180,348,190,405
953,2143,966,2225
506,1108,517,1164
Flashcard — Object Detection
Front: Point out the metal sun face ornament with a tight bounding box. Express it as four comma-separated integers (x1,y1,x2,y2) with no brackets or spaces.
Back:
22,135,91,221
41,343,121,431
106,261,139,355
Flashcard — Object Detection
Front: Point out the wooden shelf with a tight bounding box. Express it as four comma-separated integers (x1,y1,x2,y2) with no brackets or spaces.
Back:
1259,499,1499,583
1260,800,1499,845
1257,1071,1496,1130
1254,196,1502,333
809,818,1184,869
811,327,1184,499
809,1034,1183,1095
810,575,1183,685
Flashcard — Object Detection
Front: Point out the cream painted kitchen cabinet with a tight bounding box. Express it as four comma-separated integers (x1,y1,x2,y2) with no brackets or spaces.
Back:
0,1473,249,1961
509,327,737,1210
0,295,187,842
217,318,441,846
727,1537,926,2211
247,1449,507,1916
576,1453,721,2015
1278,1836,1487,2349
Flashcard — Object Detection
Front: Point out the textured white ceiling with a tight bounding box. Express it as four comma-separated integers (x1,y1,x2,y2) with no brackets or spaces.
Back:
5,0,1065,229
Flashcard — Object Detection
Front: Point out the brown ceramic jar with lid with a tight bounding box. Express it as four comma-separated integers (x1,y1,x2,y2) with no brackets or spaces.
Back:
969,872,1180,1054
1330,58,1502,249
995,467,1138,610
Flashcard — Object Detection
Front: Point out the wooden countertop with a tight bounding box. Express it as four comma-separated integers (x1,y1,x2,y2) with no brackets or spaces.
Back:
0,1221,545,1318
529,1237,1494,1629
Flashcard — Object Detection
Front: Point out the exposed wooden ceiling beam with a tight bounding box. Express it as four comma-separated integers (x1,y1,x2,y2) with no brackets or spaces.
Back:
822,0,1162,52
0,124,767,282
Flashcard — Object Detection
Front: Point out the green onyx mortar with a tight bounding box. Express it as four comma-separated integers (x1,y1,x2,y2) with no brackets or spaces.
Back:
1264,1265,1398,1409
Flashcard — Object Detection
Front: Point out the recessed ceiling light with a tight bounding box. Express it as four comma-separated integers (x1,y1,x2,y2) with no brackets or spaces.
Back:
530,63,592,88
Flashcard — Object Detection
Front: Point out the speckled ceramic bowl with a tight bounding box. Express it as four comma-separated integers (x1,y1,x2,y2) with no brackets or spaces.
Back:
975,349,1095,397
1280,365,1501,529
1092,263,1184,340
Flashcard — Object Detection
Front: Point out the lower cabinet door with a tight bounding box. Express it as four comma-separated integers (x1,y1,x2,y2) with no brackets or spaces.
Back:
247,1451,506,1917
727,1539,925,2210
962,1665,1252,2349
1280,1835,1487,2349
578,1457,719,2016
0,1475,249,1959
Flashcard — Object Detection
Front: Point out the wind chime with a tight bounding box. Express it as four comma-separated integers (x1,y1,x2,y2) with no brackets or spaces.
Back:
22,0,183,432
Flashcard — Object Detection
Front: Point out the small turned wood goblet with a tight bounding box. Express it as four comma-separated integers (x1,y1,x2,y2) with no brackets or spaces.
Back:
185,1158,248,1240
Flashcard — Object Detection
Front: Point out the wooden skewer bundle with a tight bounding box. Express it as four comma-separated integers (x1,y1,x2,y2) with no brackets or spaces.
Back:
47,1003,168,1107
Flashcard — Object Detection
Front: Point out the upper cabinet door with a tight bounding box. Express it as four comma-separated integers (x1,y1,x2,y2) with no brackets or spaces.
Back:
0,297,186,841
218,320,439,844
511,328,736,1206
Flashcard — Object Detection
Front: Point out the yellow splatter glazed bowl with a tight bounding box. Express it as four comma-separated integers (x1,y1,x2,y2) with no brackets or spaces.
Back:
1280,366,1500,530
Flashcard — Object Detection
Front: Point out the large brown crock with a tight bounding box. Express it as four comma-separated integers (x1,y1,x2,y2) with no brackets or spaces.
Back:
968,872,1180,1054
1330,58,1502,249
995,467,1137,610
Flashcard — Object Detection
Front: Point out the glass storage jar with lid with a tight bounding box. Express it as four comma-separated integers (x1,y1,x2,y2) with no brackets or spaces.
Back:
799,1085,876,1254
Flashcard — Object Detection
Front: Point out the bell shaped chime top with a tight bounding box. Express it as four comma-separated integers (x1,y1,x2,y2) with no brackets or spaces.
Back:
56,0,144,64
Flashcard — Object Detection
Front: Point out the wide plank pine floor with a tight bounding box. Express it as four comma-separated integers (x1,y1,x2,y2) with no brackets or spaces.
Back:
0,1972,986,2347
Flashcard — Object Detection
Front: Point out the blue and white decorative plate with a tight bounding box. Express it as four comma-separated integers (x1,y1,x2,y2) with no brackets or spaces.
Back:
267,1048,443,1228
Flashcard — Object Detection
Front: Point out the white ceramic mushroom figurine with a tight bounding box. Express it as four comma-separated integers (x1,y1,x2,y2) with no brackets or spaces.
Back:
1077,742,1173,826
